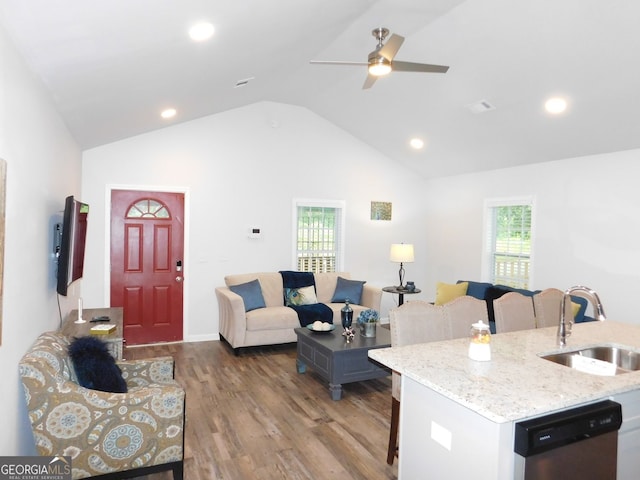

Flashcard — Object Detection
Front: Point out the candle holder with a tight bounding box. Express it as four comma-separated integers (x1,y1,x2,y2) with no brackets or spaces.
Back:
74,298,86,324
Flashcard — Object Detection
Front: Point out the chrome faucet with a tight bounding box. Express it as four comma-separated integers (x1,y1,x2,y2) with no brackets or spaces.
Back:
558,285,607,347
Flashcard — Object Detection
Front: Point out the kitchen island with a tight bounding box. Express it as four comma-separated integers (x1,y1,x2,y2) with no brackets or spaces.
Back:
369,320,640,479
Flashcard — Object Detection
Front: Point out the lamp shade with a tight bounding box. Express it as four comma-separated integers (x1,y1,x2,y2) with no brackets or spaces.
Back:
390,243,415,263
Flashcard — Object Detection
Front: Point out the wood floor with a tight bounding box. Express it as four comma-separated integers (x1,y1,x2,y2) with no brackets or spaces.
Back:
125,339,398,480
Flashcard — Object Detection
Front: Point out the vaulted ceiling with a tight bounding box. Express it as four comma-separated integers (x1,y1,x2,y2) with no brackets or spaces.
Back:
1,0,639,178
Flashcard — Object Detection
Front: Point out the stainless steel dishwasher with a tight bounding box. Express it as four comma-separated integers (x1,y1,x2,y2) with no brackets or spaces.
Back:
513,400,622,480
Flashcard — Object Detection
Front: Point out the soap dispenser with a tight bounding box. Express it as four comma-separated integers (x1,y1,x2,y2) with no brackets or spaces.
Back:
469,320,491,361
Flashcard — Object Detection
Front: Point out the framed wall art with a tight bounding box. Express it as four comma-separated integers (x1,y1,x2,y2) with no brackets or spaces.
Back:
371,201,392,221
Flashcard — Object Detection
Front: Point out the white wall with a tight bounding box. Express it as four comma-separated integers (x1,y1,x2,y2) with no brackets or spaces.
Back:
0,26,82,454
422,150,640,323
81,101,430,339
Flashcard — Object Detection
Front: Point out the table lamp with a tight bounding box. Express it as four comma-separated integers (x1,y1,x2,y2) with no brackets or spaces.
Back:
390,243,414,289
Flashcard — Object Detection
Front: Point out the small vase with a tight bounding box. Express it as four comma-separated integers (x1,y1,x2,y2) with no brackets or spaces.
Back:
362,322,377,338
341,300,353,330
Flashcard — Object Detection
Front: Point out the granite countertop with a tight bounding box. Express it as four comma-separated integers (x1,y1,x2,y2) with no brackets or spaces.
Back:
369,320,640,423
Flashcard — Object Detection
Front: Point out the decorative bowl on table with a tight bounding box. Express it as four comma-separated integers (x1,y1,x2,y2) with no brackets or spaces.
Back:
307,321,335,333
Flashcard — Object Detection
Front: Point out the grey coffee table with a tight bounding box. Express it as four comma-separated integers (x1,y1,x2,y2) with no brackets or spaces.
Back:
295,326,391,400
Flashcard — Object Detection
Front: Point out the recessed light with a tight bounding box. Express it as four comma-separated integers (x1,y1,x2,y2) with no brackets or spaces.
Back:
545,97,568,114
410,138,425,150
160,108,177,119
189,22,214,42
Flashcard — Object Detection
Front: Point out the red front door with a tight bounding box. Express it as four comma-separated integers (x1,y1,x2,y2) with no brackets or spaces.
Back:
110,190,184,345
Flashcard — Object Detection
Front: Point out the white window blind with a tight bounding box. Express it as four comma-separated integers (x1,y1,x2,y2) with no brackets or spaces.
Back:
294,200,344,273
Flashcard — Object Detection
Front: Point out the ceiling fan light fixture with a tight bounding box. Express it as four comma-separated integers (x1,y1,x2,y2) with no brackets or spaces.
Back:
368,57,392,76
311,27,449,90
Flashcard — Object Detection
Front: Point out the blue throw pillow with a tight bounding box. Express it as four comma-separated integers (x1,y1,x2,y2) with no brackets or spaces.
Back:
458,280,493,300
229,279,266,312
509,286,539,297
68,336,127,393
331,276,366,305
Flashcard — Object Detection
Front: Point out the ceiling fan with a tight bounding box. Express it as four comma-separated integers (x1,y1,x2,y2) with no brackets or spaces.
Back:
310,27,449,89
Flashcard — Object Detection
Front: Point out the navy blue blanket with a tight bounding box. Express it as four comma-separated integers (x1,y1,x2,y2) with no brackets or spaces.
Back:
279,271,333,327
289,303,333,327
280,270,314,289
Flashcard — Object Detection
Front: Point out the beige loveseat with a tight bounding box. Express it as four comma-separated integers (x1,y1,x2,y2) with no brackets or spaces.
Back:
215,272,382,352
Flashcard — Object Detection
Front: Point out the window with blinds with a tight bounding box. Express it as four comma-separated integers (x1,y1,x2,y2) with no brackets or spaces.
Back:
294,201,344,273
485,199,533,289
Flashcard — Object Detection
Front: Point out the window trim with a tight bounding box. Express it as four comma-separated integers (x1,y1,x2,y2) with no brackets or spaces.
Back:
481,196,535,288
292,199,346,272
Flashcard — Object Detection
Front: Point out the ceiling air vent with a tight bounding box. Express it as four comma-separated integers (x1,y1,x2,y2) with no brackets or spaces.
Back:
466,99,496,114
234,77,254,88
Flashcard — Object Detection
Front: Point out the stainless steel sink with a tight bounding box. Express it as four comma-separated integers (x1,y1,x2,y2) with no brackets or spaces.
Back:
540,345,640,375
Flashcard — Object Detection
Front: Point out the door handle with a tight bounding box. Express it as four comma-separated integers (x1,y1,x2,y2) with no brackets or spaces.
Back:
175,276,183,283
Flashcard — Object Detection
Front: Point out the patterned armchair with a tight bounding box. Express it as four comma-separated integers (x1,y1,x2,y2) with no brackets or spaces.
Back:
19,331,185,480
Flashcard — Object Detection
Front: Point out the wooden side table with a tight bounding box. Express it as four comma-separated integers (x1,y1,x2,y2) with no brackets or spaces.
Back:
61,307,124,359
382,286,422,305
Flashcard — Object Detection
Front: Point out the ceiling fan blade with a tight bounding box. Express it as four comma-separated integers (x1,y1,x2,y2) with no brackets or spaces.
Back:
378,33,405,61
362,73,378,90
392,61,449,73
310,60,368,67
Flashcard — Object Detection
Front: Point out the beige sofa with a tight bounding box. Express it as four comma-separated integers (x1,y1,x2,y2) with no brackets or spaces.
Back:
215,272,382,352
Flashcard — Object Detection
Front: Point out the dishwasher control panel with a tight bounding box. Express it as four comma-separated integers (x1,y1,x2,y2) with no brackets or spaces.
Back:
514,399,622,457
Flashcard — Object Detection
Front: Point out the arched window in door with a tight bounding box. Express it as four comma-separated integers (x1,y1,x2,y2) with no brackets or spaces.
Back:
126,199,171,219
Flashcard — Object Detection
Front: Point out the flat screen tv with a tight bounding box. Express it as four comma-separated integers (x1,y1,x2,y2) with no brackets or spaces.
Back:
57,195,89,296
